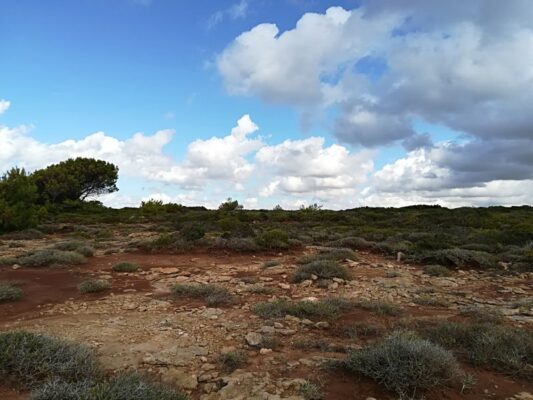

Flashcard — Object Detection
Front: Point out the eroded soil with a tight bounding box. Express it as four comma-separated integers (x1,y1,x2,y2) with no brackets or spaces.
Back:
1,232,532,400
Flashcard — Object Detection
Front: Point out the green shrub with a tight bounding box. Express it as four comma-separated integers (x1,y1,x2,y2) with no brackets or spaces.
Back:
261,260,280,268
255,229,290,250
3,229,44,240
343,332,461,398
253,298,353,319
0,331,100,387
53,241,94,257
173,284,233,306
30,373,189,400
414,249,497,269
298,248,357,264
292,260,350,283
0,283,23,302
423,265,452,277
214,237,260,252
335,321,383,339
15,250,86,267
413,296,450,307
245,285,274,295
298,380,324,400
459,307,503,324
358,300,403,316
420,322,533,379
78,279,110,294
218,350,247,372
181,223,205,242
112,262,140,272
327,236,375,250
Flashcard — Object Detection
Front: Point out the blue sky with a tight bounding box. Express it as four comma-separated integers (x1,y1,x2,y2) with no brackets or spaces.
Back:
1,0,532,208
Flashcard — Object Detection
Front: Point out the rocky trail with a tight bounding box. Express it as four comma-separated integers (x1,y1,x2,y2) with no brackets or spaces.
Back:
1,247,532,400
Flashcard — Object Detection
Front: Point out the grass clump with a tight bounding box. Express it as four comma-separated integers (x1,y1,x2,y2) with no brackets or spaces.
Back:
255,229,290,250
173,283,233,306
246,285,274,295
112,262,140,272
0,282,23,302
253,298,353,319
423,265,452,277
413,295,450,308
358,300,403,316
335,321,383,339
298,248,357,264
292,260,351,283
460,307,503,324
261,260,280,269
30,373,189,400
78,279,110,294
218,350,247,372
14,249,86,267
420,322,533,379
298,380,324,400
0,331,100,387
53,241,94,257
342,332,461,398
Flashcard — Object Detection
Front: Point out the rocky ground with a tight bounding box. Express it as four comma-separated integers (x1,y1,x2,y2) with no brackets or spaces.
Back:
0,232,532,400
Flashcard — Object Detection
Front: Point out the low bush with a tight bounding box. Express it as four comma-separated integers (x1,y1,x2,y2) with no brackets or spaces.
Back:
343,332,461,398
78,279,110,294
292,260,350,283
112,262,140,272
53,241,94,257
413,295,450,307
334,321,383,339
14,249,87,267
218,350,247,372
413,249,497,269
255,229,290,250
423,264,452,277
0,282,23,302
298,380,324,400
298,248,357,264
327,236,375,250
180,223,205,242
460,307,503,324
357,300,403,316
30,373,189,400
0,331,100,387
214,237,260,252
420,322,533,379
253,298,353,319
173,284,233,306
2,229,45,240
245,285,274,295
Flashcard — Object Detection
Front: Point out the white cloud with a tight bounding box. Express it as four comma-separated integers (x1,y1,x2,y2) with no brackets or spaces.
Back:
0,99,11,114
207,0,249,30
256,136,374,207
217,2,533,205
217,7,399,105
154,114,263,187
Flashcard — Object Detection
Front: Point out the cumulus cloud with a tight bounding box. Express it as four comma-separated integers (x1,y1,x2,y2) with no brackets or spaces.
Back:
217,2,533,205
154,114,262,187
0,99,11,114
217,7,398,105
256,136,374,205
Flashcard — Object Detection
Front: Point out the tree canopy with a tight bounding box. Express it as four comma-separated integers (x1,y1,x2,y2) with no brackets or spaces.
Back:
0,168,41,231
33,158,118,204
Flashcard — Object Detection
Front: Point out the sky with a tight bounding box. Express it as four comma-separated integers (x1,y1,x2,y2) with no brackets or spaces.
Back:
1,0,532,209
